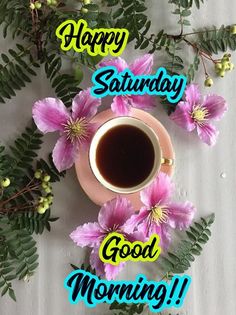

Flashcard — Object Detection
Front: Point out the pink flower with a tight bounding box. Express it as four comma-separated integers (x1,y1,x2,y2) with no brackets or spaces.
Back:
32,89,101,172
99,54,155,115
70,196,145,280
126,172,196,250
170,84,227,146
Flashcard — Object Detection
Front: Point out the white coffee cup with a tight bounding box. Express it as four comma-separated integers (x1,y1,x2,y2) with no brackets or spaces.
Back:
89,116,173,194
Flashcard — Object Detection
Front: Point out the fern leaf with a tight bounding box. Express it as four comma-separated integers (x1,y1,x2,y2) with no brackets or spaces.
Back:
197,25,236,54
159,214,215,275
44,53,82,107
0,46,39,104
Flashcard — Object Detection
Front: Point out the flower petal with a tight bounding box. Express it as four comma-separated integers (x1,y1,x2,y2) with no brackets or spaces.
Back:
170,101,195,131
138,221,171,250
99,57,128,72
129,54,153,75
153,224,171,250
202,95,227,121
78,122,98,150
70,223,103,247
124,207,150,233
167,202,196,230
104,262,125,280
111,96,130,116
32,98,69,133
185,84,201,107
136,220,151,238
140,172,174,208
52,135,77,172
90,247,105,278
98,196,134,231
127,229,147,242
129,94,155,111
196,123,219,146
72,88,101,120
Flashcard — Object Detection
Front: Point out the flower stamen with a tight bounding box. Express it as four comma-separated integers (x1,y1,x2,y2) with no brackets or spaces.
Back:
191,105,209,124
63,117,89,143
151,205,169,225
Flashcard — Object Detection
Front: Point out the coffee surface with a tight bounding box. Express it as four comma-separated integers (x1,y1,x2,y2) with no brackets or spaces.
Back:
96,125,155,188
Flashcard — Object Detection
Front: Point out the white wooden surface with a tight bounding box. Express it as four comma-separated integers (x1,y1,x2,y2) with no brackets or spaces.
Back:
0,1,236,314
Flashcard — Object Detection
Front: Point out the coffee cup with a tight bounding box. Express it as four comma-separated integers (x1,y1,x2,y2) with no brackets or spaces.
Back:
89,116,173,194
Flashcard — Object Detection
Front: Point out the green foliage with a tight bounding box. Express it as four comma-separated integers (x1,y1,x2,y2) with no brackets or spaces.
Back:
104,0,151,43
0,124,62,300
0,122,65,185
197,25,236,54
44,53,82,107
110,302,144,315
0,216,39,300
0,45,39,104
169,0,204,28
70,263,97,275
186,53,200,82
0,0,32,38
165,40,184,73
8,124,43,181
36,156,66,183
8,209,59,235
158,214,215,275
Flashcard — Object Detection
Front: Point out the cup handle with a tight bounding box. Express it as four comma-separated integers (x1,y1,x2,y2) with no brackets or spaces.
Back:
161,157,174,166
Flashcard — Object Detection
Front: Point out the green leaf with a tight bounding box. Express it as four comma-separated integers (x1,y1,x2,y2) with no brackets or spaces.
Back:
158,214,215,276
0,46,38,104
113,8,124,19
8,288,16,301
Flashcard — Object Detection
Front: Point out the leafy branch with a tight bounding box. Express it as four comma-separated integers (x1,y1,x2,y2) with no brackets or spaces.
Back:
159,214,215,277
0,123,63,300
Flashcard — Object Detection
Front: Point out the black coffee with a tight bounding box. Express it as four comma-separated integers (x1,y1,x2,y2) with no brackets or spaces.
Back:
96,125,155,188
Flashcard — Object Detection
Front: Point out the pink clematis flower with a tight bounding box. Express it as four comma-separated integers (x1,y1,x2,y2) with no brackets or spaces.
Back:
126,172,196,250
170,84,227,146
70,196,145,280
32,88,101,172
99,54,155,115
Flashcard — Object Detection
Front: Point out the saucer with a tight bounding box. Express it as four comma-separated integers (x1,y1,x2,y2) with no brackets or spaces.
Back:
75,108,175,209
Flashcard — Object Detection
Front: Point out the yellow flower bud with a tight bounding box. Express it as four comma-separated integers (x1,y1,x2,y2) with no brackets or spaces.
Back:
1,178,10,188
83,0,91,4
43,175,51,182
215,63,222,71
230,25,236,35
41,182,49,190
45,187,52,194
43,201,50,210
34,170,42,179
37,205,46,214
81,8,88,13
229,63,235,71
30,3,35,10
219,70,225,78
204,77,214,87
38,196,45,203
35,1,42,9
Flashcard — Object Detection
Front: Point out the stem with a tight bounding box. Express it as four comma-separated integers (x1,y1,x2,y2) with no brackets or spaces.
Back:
0,45,34,71
200,53,208,77
0,181,40,208
183,38,217,64
178,4,184,37
182,28,221,37
0,203,35,213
